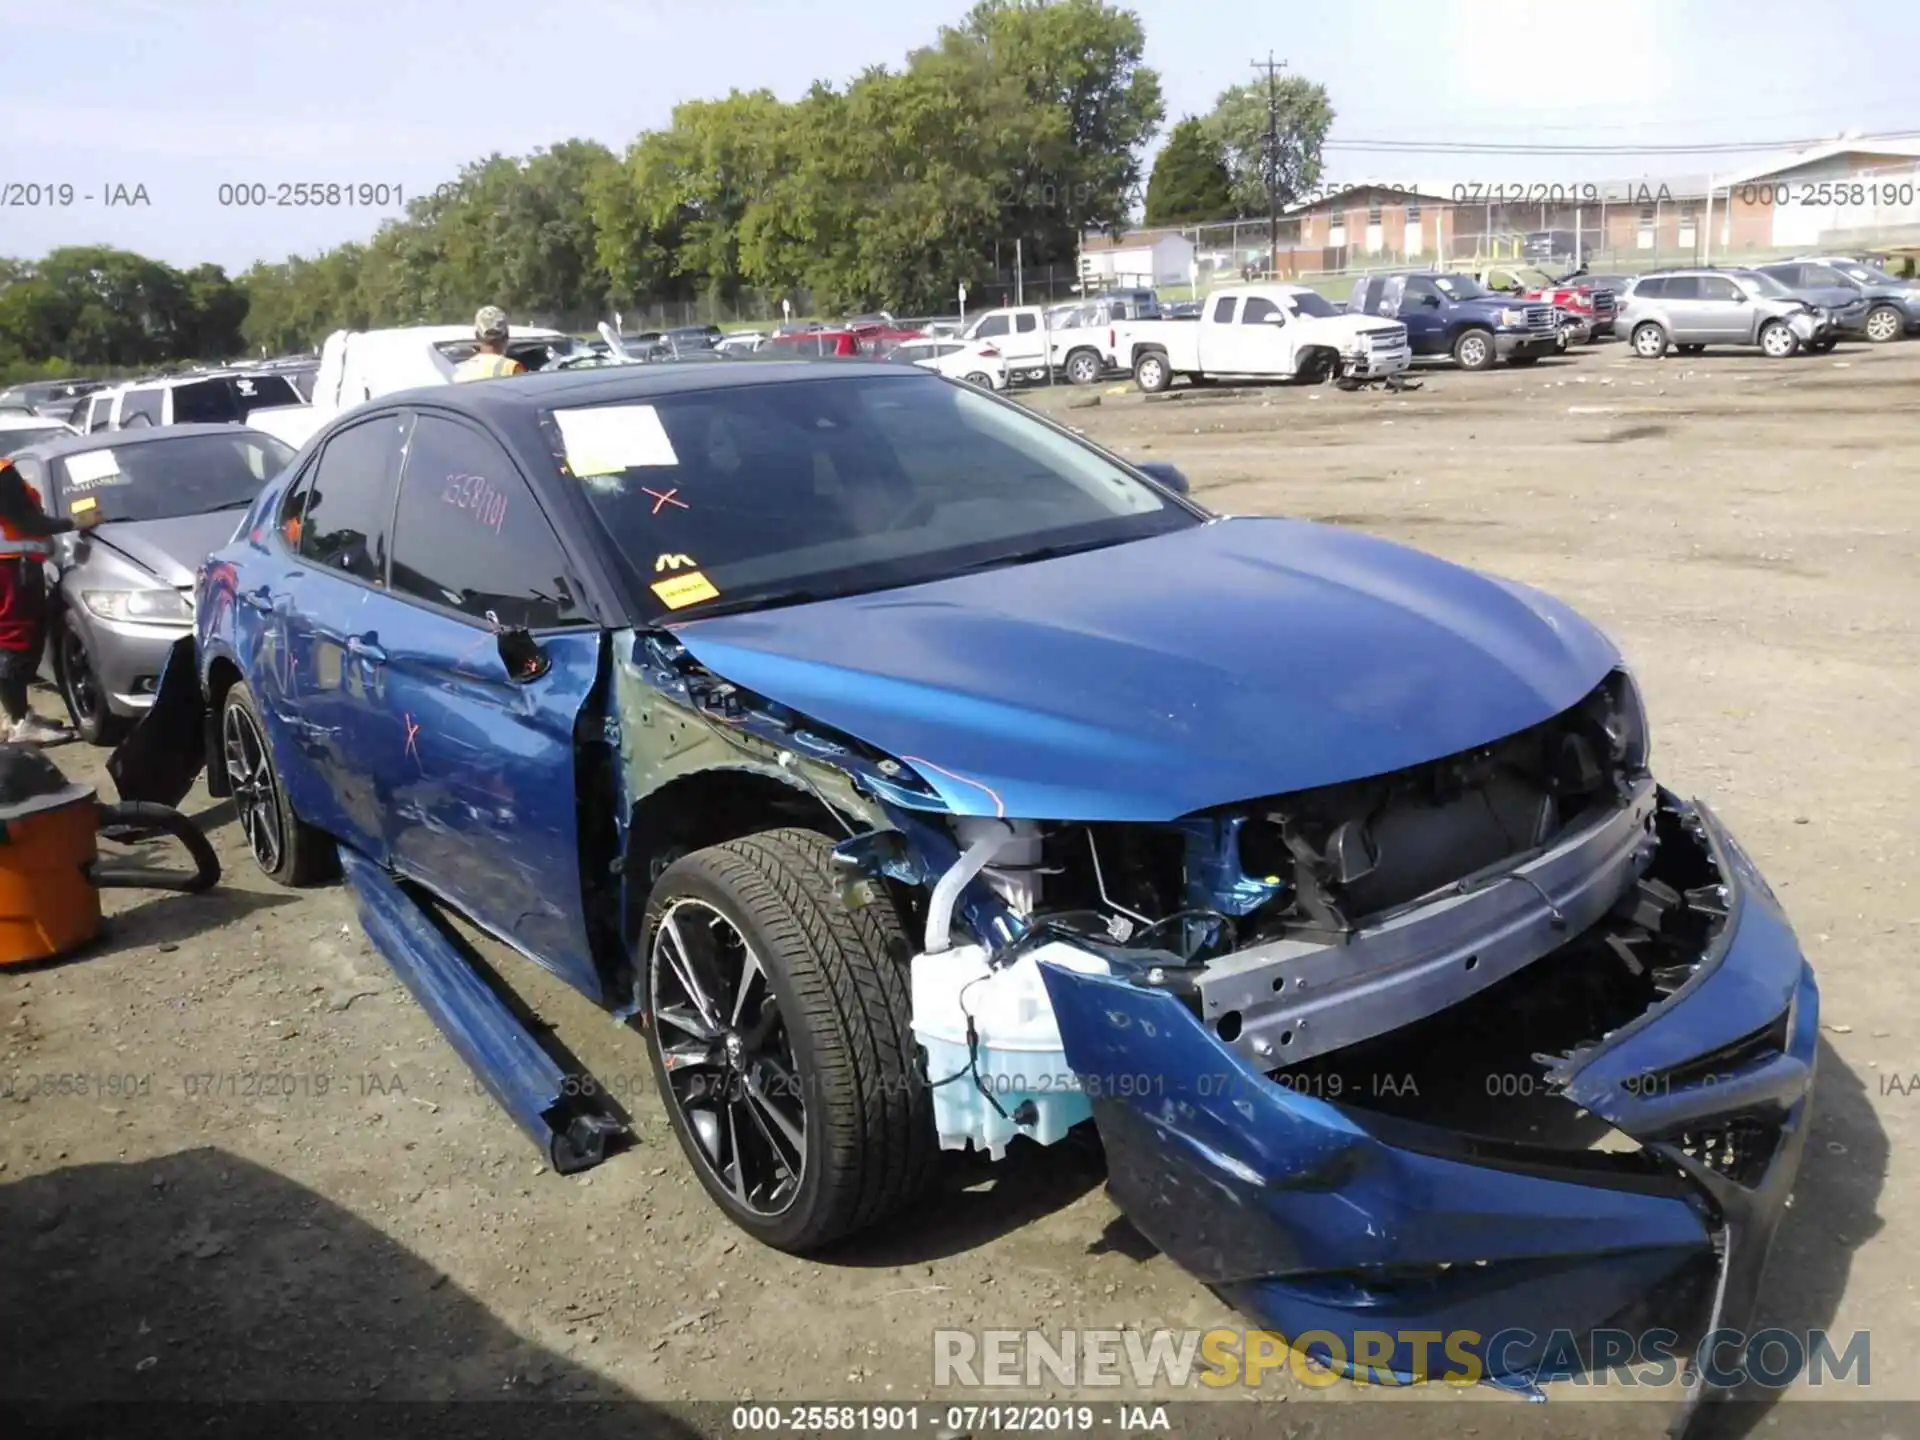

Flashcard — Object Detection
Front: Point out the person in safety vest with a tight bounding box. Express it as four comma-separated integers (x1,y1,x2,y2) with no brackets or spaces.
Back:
0,457,98,744
450,307,525,381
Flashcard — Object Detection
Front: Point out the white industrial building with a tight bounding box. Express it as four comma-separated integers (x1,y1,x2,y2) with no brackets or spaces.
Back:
1076,228,1198,290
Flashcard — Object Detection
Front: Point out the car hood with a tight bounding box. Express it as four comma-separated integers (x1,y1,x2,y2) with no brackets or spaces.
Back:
89,510,241,587
668,516,1620,822
1302,314,1405,345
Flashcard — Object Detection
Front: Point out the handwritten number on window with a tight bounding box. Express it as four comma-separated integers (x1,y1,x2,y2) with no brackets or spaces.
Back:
440,472,507,533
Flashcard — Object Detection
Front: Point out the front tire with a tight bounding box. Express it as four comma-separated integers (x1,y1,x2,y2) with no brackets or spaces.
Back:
1452,328,1495,371
1864,305,1903,343
1631,322,1669,359
639,828,935,1253
1759,320,1799,358
219,680,335,885
54,619,126,746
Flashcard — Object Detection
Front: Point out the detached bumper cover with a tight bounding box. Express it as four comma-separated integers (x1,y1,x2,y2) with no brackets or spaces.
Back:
1039,792,1815,1401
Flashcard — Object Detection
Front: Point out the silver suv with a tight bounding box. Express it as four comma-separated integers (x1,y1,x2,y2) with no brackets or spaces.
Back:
1616,268,1831,359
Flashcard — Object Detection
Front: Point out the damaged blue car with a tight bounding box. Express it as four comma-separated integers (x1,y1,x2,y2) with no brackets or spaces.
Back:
111,361,1816,1426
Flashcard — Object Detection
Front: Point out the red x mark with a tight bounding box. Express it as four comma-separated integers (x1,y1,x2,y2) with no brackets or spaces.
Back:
643,486,688,514
403,713,421,761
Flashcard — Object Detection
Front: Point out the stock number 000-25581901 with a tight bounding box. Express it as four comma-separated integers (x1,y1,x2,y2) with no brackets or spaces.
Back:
214,182,461,208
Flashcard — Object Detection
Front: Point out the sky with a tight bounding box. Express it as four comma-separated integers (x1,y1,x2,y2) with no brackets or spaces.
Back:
2,0,1915,272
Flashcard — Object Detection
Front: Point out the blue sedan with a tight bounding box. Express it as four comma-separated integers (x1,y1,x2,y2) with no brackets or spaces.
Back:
112,360,1816,1425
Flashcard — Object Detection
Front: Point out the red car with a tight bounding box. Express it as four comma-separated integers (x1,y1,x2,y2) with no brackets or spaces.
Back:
763,330,864,357
1477,265,1620,339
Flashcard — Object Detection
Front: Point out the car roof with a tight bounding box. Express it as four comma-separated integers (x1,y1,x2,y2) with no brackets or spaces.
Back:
9,422,281,461
365,359,918,419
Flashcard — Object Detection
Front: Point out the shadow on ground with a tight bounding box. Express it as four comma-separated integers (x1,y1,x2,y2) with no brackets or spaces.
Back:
0,1147,701,1438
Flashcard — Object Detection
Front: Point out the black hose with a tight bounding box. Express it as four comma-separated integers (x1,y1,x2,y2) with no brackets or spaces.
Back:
89,801,220,893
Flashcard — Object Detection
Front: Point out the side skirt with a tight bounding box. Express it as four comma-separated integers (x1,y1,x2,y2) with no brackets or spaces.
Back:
340,846,626,1173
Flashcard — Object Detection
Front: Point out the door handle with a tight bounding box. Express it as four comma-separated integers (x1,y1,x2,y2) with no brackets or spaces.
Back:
346,635,386,663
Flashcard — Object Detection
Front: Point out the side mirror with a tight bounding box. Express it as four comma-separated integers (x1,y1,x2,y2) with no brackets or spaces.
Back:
1731,292,1748,303
1421,293,1442,307
1135,460,1190,495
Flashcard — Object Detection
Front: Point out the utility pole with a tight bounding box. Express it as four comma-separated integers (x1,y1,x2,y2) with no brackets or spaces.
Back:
1252,52,1287,277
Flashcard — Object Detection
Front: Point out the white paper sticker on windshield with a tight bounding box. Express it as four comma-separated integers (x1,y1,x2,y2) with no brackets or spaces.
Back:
554,405,678,476
64,449,123,488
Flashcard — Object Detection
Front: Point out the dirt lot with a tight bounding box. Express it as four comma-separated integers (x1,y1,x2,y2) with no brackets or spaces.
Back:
3,337,1916,1437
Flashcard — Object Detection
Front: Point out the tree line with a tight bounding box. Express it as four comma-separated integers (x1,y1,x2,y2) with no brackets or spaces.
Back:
0,0,1332,373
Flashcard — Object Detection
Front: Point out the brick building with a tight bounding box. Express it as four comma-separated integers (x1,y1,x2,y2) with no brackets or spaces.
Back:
1714,140,1920,253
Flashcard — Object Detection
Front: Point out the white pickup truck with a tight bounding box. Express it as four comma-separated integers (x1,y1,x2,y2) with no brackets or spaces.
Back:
246,323,572,448
1109,284,1412,392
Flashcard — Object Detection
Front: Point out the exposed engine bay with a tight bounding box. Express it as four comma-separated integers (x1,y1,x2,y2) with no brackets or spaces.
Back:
849,669,1740,1157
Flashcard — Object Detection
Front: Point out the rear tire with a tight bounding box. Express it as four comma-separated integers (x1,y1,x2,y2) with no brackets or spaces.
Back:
1452,328,1496,371
1631,322,1669,359
1864,305,1903,343
219,680,336,886
1133,350,1172,392
962,372,994,388
1064,349,1103,385
639,828,936,1253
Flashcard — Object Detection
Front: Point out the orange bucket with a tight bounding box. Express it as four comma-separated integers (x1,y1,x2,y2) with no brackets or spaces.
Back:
0,746,219,966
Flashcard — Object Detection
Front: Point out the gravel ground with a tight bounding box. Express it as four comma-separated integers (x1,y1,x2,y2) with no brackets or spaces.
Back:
3,335,1915,1439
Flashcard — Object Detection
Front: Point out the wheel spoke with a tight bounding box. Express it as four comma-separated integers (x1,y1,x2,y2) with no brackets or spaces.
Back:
723,1106,749,1202
731,943,764,1028
658,913,721,1030
744,1065,806,1163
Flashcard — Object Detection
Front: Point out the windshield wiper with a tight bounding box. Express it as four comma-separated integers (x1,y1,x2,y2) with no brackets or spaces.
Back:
948,538,1128,574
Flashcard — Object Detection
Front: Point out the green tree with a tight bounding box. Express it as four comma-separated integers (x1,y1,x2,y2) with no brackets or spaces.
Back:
1145,117,1234,224
936,0,1164,262
1204,75,1335,218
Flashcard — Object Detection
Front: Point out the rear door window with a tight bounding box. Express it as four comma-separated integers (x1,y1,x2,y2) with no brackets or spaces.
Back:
1662,277,1702,301
170,379,240,425
294,413,411,585
1634,277,1669,298
119,389,164,428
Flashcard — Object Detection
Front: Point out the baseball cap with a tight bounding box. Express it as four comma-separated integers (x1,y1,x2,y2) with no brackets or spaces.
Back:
474,306,510,339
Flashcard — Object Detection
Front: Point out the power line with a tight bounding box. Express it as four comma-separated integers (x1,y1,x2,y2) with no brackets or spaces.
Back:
1321,126,1920,157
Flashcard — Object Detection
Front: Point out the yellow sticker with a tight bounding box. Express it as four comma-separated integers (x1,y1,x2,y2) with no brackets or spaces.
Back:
70,496,97,513
650,570,719,609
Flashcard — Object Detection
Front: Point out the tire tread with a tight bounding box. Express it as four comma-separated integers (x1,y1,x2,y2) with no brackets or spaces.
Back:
661,828,934,1248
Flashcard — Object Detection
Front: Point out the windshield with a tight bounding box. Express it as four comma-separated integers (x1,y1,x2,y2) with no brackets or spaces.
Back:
1432,274,1491,300
1742,271,1793,297
1288,290,1339,318
1835,263,1901,285
541,373,1194,620
53,432,295,523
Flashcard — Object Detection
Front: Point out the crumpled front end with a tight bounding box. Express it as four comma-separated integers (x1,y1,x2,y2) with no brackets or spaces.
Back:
1037,789,1816,1418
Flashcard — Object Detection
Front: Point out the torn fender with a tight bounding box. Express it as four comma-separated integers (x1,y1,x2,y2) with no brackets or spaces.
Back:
340,847,624,1173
